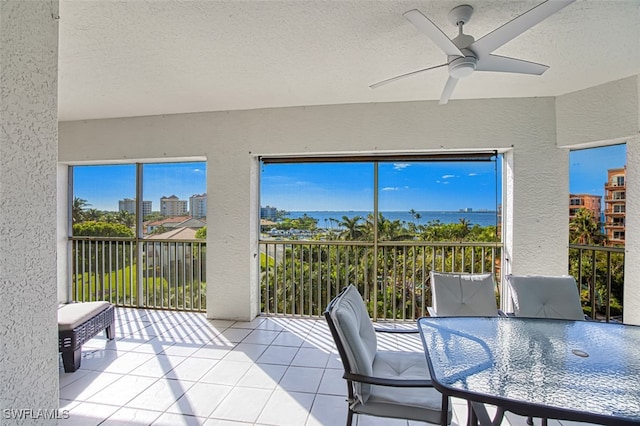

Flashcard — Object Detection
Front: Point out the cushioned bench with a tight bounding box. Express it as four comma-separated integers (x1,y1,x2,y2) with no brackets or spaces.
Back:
58,301,115,372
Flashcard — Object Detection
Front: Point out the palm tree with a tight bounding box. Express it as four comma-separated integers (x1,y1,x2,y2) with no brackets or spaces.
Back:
72,197,90,223
338,215,364,240
570,208,602,245
116,210,135,228
409,209,422,225
84,208,102,222
456,218,471,241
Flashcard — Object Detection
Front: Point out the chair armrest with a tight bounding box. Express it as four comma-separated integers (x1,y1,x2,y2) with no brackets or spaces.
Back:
373,327,418,334
498,310,509,317
344,372,433,388
427,306,437,316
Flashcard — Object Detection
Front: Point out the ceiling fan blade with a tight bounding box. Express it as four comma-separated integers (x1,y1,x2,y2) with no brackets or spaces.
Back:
475,54,549,75
439,76,459,105
471,0,575,56
370,63,448,89
403,9,465,57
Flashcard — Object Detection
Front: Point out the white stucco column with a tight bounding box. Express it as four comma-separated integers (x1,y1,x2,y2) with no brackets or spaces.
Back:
206,152,259,320
557,76,640,325
624,135,640,325
0,1,60,422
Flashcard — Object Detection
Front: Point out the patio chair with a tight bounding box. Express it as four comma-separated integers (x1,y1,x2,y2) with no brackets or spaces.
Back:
505,274,586,426
428,271,503,317
324,285,451,426
505,274,587,320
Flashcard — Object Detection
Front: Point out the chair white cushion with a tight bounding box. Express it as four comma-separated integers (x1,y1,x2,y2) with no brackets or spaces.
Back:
430,272,498,317
506,274,585,320
356,344,448,423
329,285,377,402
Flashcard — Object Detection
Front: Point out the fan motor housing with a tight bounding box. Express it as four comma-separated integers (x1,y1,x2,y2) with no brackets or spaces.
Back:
448,56,477,79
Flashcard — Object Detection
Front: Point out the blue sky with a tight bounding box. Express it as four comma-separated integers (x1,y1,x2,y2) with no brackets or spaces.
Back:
74,162,206,211
569,144,626,196
261,160,500,211
73,144,626,212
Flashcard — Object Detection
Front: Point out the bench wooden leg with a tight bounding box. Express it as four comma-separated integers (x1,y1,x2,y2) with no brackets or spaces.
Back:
62,348,81,373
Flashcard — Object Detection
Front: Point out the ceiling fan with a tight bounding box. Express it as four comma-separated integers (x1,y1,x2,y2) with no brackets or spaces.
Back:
371,0,575,104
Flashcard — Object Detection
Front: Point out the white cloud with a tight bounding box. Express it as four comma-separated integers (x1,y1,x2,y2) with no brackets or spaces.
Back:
382,186,399,191
442,174,455,179
468,173,478,176
393,163,410,170
192,168,204,174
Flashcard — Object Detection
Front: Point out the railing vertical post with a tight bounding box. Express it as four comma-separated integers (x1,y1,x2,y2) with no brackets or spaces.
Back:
591,249,597,319
606,251,612,322
421,246,426,317
136,163,144,308
373,162,379,321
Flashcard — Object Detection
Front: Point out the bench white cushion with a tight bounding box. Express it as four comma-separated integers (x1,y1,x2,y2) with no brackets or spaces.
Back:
58,301,111,331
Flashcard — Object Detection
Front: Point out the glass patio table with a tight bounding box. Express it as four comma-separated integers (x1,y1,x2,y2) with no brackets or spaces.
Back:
418,316,640,426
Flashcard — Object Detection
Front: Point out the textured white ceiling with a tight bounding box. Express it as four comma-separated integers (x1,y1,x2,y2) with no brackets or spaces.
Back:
58,0,640,121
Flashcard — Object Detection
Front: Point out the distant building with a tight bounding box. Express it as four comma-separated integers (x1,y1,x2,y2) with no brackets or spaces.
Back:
160,195,188,217
569,194,601,222
261,205,278,220
119,198,135,214
604,167,626,245
119,198,152,217
190,193,207,218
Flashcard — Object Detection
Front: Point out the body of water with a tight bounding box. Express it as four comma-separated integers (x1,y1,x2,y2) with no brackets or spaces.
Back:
284,211,498,228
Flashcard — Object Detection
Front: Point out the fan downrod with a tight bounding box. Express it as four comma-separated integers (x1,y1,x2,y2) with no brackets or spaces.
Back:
448,4,474,26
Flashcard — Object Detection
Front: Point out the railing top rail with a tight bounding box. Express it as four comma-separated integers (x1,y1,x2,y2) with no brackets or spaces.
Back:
142,239,206,244
259,239,502,248
69,236,135,242
568,244,625,253
70,236,205,244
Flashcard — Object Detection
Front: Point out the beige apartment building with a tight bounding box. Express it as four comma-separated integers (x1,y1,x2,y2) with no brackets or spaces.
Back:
569,193,602,222
160,195,188,217
604,167,626,245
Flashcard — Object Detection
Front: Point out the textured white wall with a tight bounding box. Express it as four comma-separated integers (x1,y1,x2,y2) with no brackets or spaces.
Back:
60,97,568,320
0,1,59,422
556,76,640,147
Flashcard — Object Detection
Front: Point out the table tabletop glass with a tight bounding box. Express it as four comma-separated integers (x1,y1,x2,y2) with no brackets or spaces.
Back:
418,316,640,424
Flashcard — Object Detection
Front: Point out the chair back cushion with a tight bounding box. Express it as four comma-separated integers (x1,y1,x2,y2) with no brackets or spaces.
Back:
328,285,377,402
430,272,498,316
506,274,585,320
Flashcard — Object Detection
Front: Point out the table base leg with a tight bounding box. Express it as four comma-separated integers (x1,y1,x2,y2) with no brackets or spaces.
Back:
467,401,506,426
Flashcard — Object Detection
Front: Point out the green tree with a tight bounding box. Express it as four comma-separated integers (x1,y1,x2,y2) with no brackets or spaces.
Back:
116,210,135,228
409,209,422,224
195,227,207,239
73,221,134,237
84,208,103,222
338,215,365,240
149,225,168,235
144,212,165,222
72,197,90,223
570,208,603,245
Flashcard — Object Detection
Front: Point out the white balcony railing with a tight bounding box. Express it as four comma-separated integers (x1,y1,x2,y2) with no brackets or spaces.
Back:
69,237,624,322
70,237,206,312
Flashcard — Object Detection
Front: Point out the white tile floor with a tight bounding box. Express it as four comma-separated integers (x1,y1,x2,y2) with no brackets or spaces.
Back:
59,308,591,426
